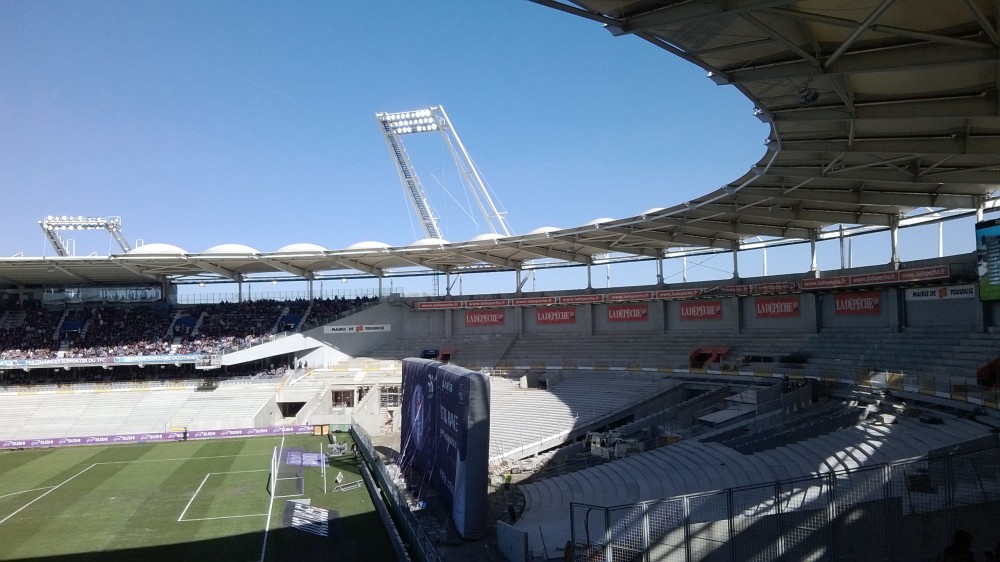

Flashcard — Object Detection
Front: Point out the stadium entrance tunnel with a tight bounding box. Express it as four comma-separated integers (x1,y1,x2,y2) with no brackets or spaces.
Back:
278,401,306,417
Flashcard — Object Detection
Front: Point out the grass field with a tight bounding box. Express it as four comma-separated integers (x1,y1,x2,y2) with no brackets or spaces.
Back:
0,433,394,561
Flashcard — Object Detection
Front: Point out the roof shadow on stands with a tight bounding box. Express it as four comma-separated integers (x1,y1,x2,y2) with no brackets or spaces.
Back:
486,374,1000,561
370,345,999,560
563,437,1000,562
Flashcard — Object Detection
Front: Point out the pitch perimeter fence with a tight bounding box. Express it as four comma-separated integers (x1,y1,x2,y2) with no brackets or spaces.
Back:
351,421,440,562
568,434,1000,562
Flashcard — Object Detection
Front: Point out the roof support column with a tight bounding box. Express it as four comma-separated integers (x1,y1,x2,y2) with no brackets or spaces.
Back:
938,221,944,258
810,230,818,276
587,260,593,290
977,198,985,222
238,281,243,303
446,272,452,297
732,245,740,279
377,277,383,299
839,225,846,269
515,270,521,295
656,252,664,286
890,216,900,270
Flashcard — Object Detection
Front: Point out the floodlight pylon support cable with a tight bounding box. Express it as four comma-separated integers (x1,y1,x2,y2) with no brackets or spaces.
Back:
375,106,512,239
435,106,512,237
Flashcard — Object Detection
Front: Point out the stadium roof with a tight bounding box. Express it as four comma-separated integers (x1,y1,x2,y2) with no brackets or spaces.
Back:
4,0,1000,286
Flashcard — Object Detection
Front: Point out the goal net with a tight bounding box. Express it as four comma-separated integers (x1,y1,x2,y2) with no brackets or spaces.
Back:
270,446,305,498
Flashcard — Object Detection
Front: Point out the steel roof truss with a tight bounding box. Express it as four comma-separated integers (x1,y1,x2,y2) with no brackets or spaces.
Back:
736,185,979,208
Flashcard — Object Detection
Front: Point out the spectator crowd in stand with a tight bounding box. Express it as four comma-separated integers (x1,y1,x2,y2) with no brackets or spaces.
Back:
0,296,378,364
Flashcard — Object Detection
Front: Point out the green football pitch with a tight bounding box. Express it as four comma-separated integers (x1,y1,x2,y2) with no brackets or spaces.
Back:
0,433,395,561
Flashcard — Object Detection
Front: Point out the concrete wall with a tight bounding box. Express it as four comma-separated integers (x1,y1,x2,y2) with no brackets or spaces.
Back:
593,302,665,333
904,286,981,328
301,255,995,352
666,298,736,333
253,395,282,428
393,288,987,340
306,303,409,356
522,306,593,334
741,294,817,333
817,289,899,331
454,308,517,337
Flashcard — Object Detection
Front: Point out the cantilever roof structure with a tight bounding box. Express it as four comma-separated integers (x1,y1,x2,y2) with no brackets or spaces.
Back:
3,0,1000,287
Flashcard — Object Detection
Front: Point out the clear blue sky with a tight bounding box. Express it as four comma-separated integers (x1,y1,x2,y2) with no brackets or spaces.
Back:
0,1,978,297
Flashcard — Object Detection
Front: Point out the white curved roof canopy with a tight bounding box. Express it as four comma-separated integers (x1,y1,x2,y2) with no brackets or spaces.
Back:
127,243,186,255
3,0,1000,285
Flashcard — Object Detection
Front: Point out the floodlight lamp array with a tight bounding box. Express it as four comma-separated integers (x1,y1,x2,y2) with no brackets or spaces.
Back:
39,216,118,231
379,109,440,135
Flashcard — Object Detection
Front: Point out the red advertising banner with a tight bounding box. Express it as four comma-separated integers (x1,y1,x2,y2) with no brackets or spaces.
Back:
848,271,899,286
655,288,706,300
802,265,949,290
417,301,463,310
607,304,648,322
800,276,849,290
752,282,798,295
755,296,800,318
465,299,510,308
536,307,576,324
608,291,653,302
680,300,723,320
899,265,950,282
512,297,557,306
834,291,882,315
559,294,605,304
720,285,751,296
465,309,505,326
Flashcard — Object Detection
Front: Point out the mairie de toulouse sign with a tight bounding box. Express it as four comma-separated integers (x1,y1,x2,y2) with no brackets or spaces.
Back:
1,425,313,450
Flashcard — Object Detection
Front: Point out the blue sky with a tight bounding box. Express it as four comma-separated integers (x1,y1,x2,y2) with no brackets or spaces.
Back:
0,1,980,298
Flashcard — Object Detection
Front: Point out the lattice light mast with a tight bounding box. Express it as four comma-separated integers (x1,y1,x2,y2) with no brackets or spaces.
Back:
375,106,512,239
39,216,131,256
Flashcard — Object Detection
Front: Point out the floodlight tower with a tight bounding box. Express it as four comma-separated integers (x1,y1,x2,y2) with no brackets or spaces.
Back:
375,106,512,239
39,215,131,256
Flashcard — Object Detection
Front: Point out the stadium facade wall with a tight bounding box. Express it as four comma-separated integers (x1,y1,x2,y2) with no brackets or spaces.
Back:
385,285,977,339
522,304,595,334
305,255,996,357
906,290,982,328
739,292,817,333
817,288,901,330
377,255,991,341
307,304,408,357
254,395,282,427
666,298,736,332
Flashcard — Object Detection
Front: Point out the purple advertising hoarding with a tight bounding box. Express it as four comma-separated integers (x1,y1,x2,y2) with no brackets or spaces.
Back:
0,425,313,450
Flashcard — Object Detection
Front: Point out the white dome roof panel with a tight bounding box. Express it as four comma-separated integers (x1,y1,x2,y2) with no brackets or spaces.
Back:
127,243,186,255
203,244,259,255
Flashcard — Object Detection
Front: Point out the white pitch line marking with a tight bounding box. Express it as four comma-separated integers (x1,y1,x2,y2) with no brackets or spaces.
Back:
0,464,96,527
0,486,55,500
181,513,268,522
97,453,272,465
177,473,212,522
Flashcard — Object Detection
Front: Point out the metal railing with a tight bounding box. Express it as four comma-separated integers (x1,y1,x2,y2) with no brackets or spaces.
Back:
351,421,442,562
176,287,384,304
